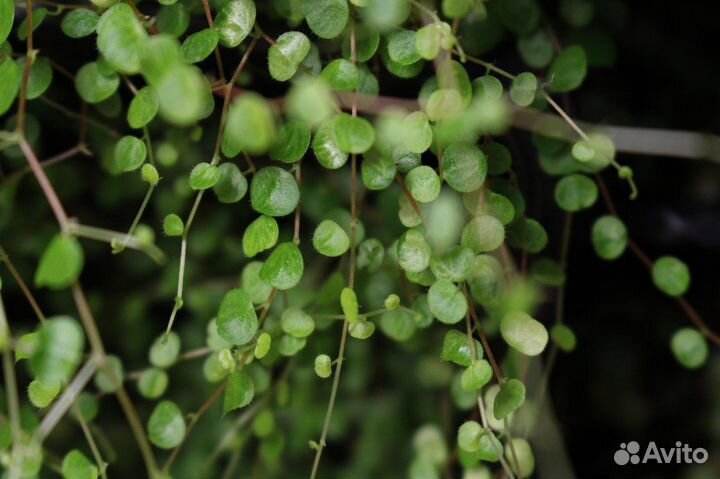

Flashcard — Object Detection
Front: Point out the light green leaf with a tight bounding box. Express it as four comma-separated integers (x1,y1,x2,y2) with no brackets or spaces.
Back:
0,58,21,116
500,311,548,356
405,166,440,203
341,287,359,323
268,31,311,81
61,8,98,38
361,152,396,190
379,309,416,341
127,86,159,129
509,72,537,107
139,34,183,85
224,370,254,414
387,29,420,66
670,328,708,369
591,215,628,260
260,242,304,290
457,421,483,452
281,307,315,338
507,217,548,253
550,324,577,352
312,120,348,169
397,229,431,273
189,162,220,190
213,163,248,203
28,378,60,408
442,0,473,18
442,143,488,192
548,45,587,92
18,56,53,100
314,354,332,378
250,166,299,217
137,368,169,399
428,279,467,325
461,215,505,253
270,120,311,164
17,7,47,40
243,215,279,258
313,220,350,257
215,0,256,48
286,77,336,126
94,355,124,393
493,378,525,419
74,62,119,104
504,439,535,477
320,59,359,92
429,246,475,283
149,332,181,368
156,64,209,126
460,360,492,391
61,450,99,479
441,329,481,367
35,235,84,290
217,288,258,345
401,111,433,154
554,174,597,211
182,28,219,63
332,113,375,154
278,334,306,356
241,262,273,305
254,332,271,359
225,92,276,155
652,256,690,297
163,214,184,236
147,401,186,449
156,3,189,37
114,135,147,172
517,29,554,69
97,4,147,74
348,319,375,339
341,24,380,62
304,0,349,39
0,0,14,45
30,316,85,384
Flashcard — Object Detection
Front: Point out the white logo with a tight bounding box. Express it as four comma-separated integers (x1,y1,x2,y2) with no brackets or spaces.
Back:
614,441,708,465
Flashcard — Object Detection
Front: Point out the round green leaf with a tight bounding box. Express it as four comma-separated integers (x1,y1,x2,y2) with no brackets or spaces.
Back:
349,319,376,340
461,215,505,253
313,120,348,169
314,354,332,378
507,217,548,253
182,28,219,63
250,166,300,217
509,72,537,107
28,317,84,385
441,330,482,367
34,234,84,290
415,23,443,61
497,0,540,35
341,24,380,62
554,174,598,211
320,59,359,92
268,31,311,81
670,328,708,369
217,288,258,345
442,0,473,18
652,256,690,297
460,360,492,391
278,334,306,356
243,215,279,258
215,0,256,48
163,214,184,236
500,311,548,356
550,324,577,352
504,439,535,477
428,279,467,325
304,0,349,39
0,58,21,116
260,242,304,290
457,421,483,452
530,257,566,287
341,287,359,323
548,45,587,92
424,88,463,121
28,378,60,408
224,369,254,413
189,162,220,190
332,113,375,154
19,56,53,100
0,0,14,45
114,135,147,172
313,219,350,257
17,7,48,41
127,86,159,129
442,143,488,192
225,92,276,155
74,62,119,104
357,238,385,271
254,332,272,359
281,307,315,338
379,309,417,341
429,246,475,283
156,3,189,37
138,368,169,399
493,378,525,420
139,34,183,85
405,166,440,203
591,215,628,260
94,355,124,393
361,152,396,190
156,64,209,126
517,30,554,69
61,450,99,479
241,262,273,305
387,29,420,66
402,111,433,154
270,120,311,164
473,75,504,101
149,332,181,368
147,400,186,449
97,4,147,74
397,229,431,273
213,162,248,203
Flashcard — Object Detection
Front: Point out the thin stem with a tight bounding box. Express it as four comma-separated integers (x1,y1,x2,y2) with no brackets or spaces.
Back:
0,144,89,187
464,291,503,383
39,96,121,138
200,0,226,81
114,185,156,253
0,245,46,322
19,138,69,228
16,0,34,135
294,162,302,244
72,403,108,479
0,293,22,479
67,222,165,264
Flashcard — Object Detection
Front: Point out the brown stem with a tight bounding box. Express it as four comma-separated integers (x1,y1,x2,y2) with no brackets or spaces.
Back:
16,0,34,135
19,138,69,228
0,245,46,322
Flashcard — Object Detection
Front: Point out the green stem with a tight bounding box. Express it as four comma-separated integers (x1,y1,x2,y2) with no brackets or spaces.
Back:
67,222,165,264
